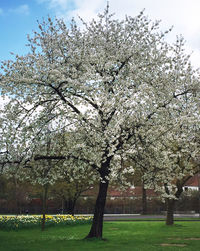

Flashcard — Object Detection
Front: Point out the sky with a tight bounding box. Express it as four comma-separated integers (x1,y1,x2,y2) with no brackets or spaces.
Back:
0,0,200,67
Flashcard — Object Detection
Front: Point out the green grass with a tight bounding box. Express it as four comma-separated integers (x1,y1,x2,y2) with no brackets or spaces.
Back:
0,222,200,251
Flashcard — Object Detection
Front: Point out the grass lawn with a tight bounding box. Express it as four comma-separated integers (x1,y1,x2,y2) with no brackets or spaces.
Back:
0,222,200,251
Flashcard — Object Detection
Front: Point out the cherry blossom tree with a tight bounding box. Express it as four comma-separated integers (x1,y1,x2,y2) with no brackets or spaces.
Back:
0,6,199,238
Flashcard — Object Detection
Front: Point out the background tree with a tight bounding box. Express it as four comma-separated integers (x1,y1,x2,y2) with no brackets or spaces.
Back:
141,126,200,225
50,173,95,216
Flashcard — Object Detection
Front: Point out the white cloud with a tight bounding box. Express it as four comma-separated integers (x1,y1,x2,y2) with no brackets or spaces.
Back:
37,0,104,21
37,0,200,67
9,4,30,16
69,0,105,20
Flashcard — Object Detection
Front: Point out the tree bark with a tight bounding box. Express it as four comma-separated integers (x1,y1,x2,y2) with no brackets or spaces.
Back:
13,177,19,214
142,183,147,215
166,199,175,225
85,177,109,239
41,184,48,231
65,198,76,216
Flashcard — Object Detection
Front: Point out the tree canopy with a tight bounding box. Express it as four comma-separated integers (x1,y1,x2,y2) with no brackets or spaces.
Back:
0,6,199,238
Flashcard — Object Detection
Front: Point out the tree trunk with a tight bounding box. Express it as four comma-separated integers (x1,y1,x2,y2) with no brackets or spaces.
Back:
166,199,175,225
85,178,109,239
13,177,19,214
41,184,48,231
142,183,147,215
65,198,76,216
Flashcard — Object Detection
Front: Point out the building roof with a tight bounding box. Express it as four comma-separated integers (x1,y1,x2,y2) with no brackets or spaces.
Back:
82,186,157,198
185,173,200,187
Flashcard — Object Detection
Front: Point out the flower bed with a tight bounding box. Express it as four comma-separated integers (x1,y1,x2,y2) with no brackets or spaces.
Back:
0,215,93,230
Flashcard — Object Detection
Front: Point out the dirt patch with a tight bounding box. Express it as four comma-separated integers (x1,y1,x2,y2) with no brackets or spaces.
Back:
160,243,187,247
168,237,200,241
184,238,200,240
168,238,181,240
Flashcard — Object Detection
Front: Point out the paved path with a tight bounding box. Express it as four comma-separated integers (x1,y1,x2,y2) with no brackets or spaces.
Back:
102,214,200,221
